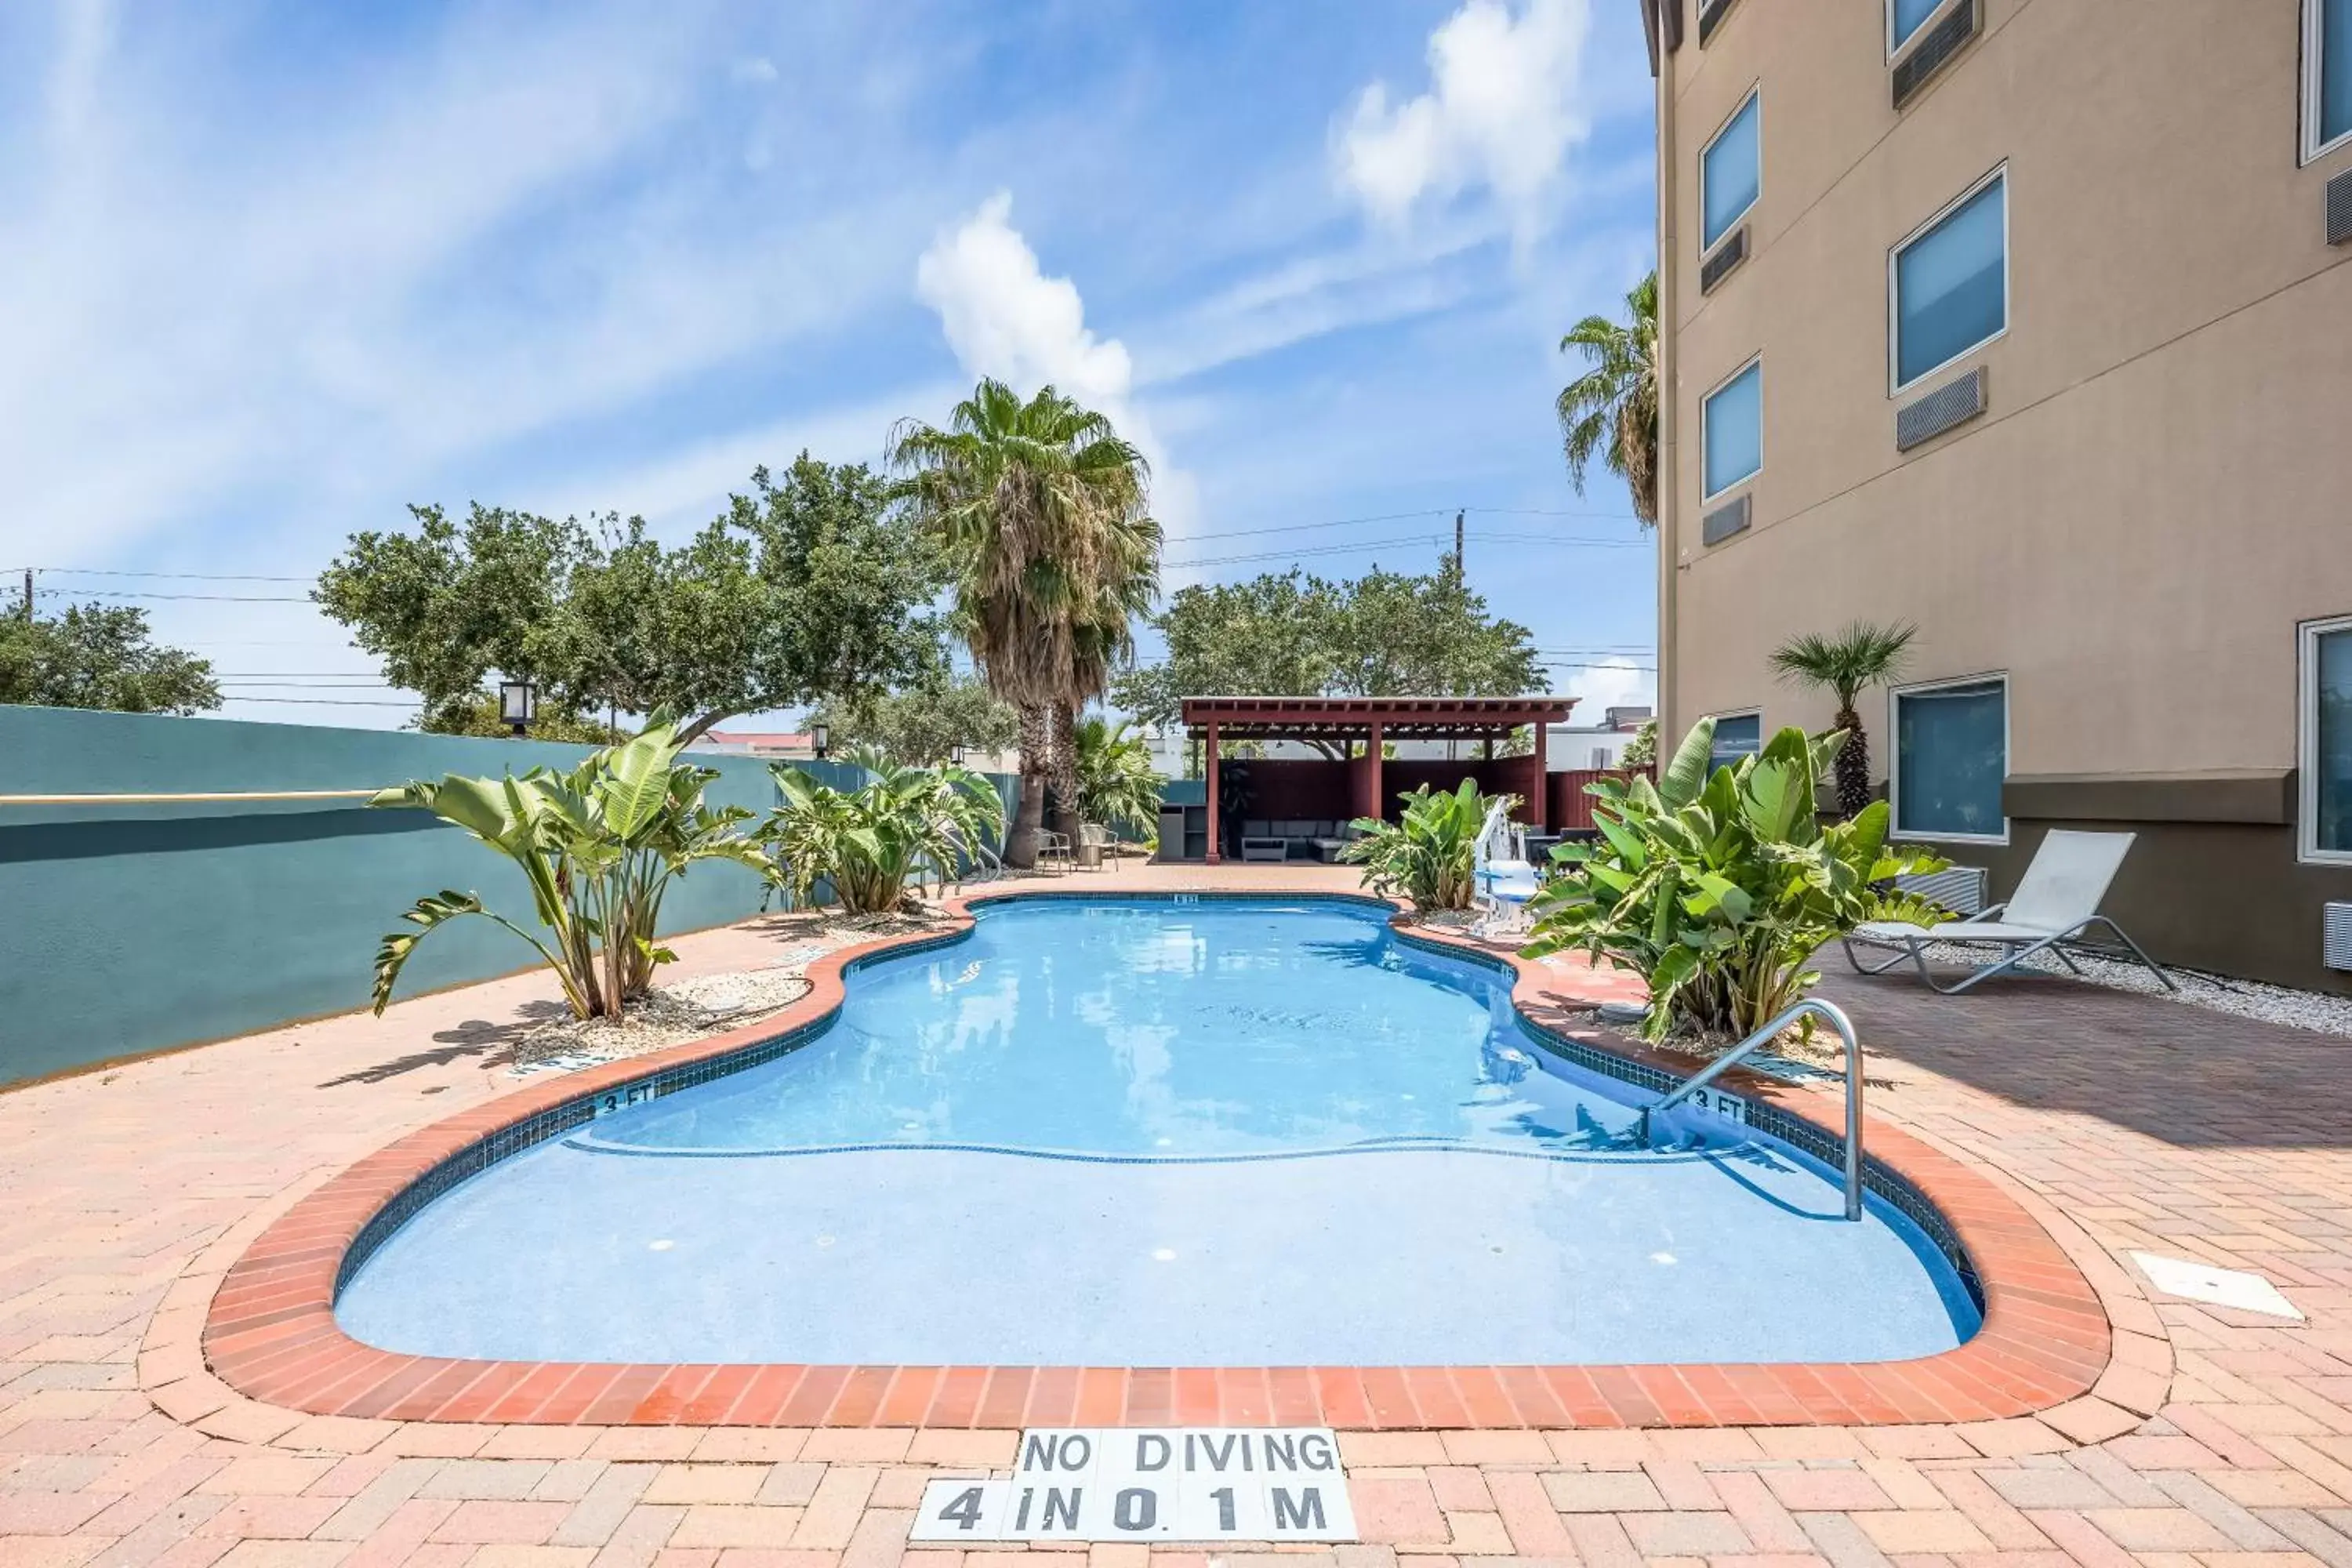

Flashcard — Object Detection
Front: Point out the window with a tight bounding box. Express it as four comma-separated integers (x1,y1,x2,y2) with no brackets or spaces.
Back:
1702,357,1762,499
1708,711,1762,775
2300,616,2352,862
2309,0,2352,162
1701,89,1760,251
1888,0,1947,57
1893,677,2007,841
1890,167,2007,391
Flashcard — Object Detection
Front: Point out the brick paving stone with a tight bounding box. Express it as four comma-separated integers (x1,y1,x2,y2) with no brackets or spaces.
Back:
1540,1471,1668,1513
16,883,2352,1565
665,1505,807,1550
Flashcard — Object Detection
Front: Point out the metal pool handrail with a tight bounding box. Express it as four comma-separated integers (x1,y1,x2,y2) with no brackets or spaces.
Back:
0,789,381,806
1635,997,1867,1222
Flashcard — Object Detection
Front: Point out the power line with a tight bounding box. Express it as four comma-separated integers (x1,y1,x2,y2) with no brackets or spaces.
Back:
215,695,418,708
36,587,310,604
28,567,311,583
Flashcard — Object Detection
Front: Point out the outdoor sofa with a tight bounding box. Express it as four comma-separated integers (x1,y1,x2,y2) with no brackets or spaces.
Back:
1238,819,1358,862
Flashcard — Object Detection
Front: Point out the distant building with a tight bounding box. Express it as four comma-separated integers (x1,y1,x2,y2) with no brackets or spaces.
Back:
691,731,814,759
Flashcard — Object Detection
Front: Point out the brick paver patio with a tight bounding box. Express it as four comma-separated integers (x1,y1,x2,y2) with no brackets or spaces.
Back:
5,862,2350,1566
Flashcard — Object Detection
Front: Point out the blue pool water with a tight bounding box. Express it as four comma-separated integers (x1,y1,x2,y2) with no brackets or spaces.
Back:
337,897,1980,1366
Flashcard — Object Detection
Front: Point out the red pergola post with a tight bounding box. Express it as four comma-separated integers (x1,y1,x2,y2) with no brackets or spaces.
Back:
1203,719,1221,865
1530,718,1548,831
1366,719,1385,823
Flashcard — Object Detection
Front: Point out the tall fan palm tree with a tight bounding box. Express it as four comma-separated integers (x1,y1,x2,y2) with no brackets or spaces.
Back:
1555,269,1660,526
1769,620,1918,818
888,379,1160,866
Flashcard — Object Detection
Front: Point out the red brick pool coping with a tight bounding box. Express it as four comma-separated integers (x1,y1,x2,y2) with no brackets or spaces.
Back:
200,890,2114,1431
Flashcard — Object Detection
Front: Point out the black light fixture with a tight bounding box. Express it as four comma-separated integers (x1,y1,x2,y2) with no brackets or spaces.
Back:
499,677,536,737
810,719,829,759
949,744,965,766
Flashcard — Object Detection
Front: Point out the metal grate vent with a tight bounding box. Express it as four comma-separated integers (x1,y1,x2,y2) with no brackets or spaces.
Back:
2329,169,2352,248
1892,0,1979,109
1700,227,1748,294
1896,365,1987,451
1900,866,1987,918
2327,902,2352,972
1701,492,1750,546
1697,0,1735,45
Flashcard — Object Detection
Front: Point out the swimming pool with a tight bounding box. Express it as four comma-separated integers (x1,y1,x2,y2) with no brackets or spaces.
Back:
335,895,1979,1367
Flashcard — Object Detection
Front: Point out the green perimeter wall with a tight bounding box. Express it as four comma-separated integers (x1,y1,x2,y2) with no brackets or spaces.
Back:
0,706,1015,1089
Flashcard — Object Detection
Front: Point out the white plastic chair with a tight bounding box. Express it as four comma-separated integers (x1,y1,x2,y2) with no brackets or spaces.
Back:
1842,829,2175,994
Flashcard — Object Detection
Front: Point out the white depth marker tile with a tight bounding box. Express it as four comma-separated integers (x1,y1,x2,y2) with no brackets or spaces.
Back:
2131,1251,2304,1320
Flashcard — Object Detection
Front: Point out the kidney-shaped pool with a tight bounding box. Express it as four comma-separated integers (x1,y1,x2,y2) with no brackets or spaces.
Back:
335,896,1980,1367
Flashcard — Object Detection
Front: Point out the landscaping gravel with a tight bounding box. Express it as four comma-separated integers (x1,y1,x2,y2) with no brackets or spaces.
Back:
1918,939,2352,1038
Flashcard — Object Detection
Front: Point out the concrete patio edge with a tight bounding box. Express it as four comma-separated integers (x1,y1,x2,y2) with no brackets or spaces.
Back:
168,887,2146,1439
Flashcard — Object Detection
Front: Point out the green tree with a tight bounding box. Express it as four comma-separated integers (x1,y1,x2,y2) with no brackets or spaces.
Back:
1619,715,1659,771
1768,620,1917,818
887,379,1161,866
1111,560,1546,758
813,671,1019,767
0,603,221,714
314,456,946,743
1555,269,1659,525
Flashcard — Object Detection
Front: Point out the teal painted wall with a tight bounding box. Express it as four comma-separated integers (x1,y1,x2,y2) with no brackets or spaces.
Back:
0,707,781,1087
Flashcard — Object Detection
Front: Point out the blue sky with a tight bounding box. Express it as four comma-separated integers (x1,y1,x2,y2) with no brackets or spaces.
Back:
0,0,1660,730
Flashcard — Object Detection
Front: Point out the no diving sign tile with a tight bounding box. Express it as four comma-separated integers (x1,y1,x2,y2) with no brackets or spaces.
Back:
910,1427,1356,1544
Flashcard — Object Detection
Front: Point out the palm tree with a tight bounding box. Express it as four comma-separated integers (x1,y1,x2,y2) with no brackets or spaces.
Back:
887,379,1160,866
1555,270,1660,525
1768,620,1918,818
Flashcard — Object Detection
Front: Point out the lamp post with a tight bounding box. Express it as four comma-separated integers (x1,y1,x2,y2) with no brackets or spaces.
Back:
949,744,965,767
498,678,536,738
811,720,829,760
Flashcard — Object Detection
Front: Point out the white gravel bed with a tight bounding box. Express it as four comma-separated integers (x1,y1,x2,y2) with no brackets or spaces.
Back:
1915,939,2352,1038
503,959,819,1077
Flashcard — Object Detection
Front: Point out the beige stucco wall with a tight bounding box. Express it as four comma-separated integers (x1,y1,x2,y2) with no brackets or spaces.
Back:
1662,0,2352,780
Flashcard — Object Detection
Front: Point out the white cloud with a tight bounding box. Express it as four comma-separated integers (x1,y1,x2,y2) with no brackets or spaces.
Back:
1335,0,1595,241
1559,655,1654,723
731,56,779,85
913,192,1199,539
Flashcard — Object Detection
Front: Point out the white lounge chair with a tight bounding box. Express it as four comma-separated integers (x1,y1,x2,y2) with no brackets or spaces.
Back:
1842,829,2176,995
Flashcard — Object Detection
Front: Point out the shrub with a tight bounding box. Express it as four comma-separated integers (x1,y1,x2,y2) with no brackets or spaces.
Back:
1524,717,1944,1042
368,720,771,1019
765,751,1005,915
1073,716,1163,837
1341,779,1506,913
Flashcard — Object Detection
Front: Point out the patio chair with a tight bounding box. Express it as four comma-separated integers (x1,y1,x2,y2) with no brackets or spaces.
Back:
1077,823,1114,871
1035,829,1074,875
1842,829,2176,995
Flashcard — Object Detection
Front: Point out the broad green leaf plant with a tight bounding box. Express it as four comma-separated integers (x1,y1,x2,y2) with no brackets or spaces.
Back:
368,720,771,1020
1524,717,1946,1042
764,750,1007,916
1341,779,1507,914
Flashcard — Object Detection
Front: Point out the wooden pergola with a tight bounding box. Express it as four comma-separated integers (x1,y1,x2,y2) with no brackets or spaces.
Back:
1180,695,1576,863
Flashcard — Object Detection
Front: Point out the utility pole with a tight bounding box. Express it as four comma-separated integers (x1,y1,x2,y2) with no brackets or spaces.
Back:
20,568,31,622
1454,510,1465,572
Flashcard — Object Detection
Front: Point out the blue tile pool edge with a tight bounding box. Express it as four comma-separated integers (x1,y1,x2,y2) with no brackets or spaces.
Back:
329,890,1985,1320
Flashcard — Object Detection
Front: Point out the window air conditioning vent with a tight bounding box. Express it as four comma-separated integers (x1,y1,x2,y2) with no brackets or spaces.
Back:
1892,0,1979,110
2328,168,2352,248
1900,866,1987,918
1700,227,1749,294
1701,492,1751,546
1896,365,1987,452
1697,0,1735,46
2326,902,2352,972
